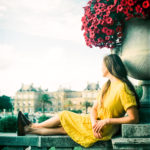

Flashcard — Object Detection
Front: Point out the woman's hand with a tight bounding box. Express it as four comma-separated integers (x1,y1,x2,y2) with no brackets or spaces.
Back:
93,119,109,135
91,119,102,139
93,129,102,139
91,119,98,128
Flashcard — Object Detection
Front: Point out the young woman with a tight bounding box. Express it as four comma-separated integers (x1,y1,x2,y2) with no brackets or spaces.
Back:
18,54,140,148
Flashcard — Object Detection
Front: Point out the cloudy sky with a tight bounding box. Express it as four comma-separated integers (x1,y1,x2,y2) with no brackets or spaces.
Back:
0,0,111,97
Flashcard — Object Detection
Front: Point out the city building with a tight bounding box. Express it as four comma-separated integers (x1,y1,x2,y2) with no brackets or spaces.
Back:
14,81,101,115
14,84,52,114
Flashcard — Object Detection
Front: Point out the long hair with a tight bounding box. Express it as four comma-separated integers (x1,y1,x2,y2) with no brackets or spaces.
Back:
101,54,140,109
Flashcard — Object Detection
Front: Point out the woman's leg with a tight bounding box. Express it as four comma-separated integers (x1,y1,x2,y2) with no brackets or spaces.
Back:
31,114,61,128
25,126,67,135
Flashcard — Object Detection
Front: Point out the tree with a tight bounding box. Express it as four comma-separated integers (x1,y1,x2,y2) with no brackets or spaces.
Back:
83,101,93,114
40,94,53,114
0,95,13,112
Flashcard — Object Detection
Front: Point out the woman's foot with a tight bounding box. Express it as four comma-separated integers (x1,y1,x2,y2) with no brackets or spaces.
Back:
24,125,33,134
20,111,32,126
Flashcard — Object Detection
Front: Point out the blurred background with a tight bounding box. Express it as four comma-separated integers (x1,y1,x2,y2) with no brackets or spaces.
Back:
0,0,142,133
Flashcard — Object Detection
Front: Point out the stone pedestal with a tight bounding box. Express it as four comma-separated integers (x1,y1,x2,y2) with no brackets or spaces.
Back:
112,18,150,149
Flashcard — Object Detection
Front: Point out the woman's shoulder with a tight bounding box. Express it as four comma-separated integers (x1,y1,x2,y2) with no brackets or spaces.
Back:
118,81,134,95
111,80,132,93
111,79,124,89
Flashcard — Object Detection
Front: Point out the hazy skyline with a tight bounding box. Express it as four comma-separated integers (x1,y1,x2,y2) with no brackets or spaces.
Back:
0,0,112,97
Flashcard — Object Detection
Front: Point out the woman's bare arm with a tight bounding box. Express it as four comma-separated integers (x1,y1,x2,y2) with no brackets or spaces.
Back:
90,100,98,126
93,106,139,136
90,100,103,138
107,106,139,124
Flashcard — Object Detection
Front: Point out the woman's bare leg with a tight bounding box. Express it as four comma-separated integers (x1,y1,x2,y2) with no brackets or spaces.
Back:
25,126,67,135
31,114,61,128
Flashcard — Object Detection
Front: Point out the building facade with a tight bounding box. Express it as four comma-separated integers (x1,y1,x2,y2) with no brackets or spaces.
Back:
14,84,49,114
14,82,101,114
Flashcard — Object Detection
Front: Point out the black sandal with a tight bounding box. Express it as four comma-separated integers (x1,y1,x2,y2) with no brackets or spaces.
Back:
17,111,28,136
20,111,32,126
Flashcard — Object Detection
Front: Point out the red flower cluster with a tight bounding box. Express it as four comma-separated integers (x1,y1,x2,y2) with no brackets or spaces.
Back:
81,0,150,49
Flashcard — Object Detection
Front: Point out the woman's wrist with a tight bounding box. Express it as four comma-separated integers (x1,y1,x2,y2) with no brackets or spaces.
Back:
91,118,97,125
105,118,110,125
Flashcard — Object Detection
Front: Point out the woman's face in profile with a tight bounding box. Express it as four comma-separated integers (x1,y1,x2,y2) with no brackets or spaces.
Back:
101,61,109,77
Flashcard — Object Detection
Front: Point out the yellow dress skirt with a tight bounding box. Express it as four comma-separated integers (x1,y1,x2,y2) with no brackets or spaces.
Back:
58,80,138,148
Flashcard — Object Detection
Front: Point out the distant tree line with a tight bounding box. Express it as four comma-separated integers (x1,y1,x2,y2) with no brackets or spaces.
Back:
0,95,13,112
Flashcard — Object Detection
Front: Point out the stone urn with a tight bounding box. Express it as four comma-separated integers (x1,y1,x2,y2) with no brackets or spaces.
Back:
113,18,150,122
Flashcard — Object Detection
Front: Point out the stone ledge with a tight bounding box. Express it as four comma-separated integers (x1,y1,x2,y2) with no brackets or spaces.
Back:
0,134,113,149
122,123,150,138
112,136,150,150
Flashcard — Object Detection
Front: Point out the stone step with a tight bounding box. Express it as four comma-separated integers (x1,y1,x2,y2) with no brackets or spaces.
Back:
122,123,150,138
112,136,150,150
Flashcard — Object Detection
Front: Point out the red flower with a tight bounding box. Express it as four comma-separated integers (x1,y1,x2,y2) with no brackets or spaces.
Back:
106,29,114,35
100,8,106,12
98,19,105,25
81,16,86,22
102,27,108,33
129,7,133,12
127,0,134,6
94,3,99,9
81,25,84,30
123,7,129,15
116,26,122,32
92,18,99,25
106,10,110,16
81,0,150,50
95,28,100,33
120,0,127,6
117,32,123,37
135,5,143,13
103,15,108,19
142,1,150,9
125,14,134,20
100,3,106,8
117,4,123,13
105,36,110,40
95,9,101,15
90,31,95,38
97,37,104,43
106,17,114,25
107,5,114,10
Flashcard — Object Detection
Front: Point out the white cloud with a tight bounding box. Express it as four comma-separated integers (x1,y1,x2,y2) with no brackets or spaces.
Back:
0,0,111,97
0,44,17,70
0,0,86,43
0,5,7,17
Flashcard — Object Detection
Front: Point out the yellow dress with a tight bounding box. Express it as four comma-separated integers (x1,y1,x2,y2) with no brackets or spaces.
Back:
58,80,138,148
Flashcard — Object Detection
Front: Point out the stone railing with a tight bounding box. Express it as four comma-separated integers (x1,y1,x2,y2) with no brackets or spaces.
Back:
0,124,150,150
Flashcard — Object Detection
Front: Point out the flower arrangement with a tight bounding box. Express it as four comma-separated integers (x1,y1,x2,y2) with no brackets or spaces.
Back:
81,0,150,49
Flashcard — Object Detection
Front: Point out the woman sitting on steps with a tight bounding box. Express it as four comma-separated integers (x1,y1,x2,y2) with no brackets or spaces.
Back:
17,54,140,148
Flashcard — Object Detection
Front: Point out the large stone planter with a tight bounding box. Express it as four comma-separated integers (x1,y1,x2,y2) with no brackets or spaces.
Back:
113,18,150,122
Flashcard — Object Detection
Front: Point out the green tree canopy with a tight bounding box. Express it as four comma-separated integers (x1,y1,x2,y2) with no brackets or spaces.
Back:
0,95,13,111
83,101,93,114
40,93,53,114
